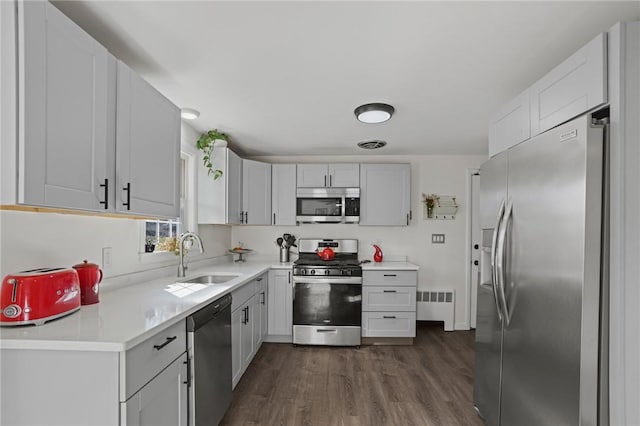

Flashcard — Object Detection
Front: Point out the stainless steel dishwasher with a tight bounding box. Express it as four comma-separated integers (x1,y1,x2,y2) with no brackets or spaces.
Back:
186,293,232,426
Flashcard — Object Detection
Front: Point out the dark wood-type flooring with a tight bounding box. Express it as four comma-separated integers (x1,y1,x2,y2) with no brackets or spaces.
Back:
220,322,485,426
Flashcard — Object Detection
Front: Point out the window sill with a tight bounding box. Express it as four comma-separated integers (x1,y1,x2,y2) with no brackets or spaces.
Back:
138,251,178,265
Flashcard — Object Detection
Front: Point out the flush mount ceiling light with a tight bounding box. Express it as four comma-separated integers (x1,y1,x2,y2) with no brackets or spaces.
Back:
357,140,387,150
354,103,395,124
181,108,200,120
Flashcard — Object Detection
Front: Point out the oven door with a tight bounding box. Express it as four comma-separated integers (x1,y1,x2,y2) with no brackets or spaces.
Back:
292,276,362,346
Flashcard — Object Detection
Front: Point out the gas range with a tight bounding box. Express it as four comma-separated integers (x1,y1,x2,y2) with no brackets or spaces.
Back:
293,239,362,277
292,239,362,347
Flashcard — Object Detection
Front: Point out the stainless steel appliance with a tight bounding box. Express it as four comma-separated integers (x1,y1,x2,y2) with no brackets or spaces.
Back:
292,239,362,346
473,113,609,426
1,268,81,326
186,294,232,426
296,188,360,223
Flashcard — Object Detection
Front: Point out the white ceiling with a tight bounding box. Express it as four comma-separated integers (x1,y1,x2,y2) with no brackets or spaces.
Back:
52,1,640,157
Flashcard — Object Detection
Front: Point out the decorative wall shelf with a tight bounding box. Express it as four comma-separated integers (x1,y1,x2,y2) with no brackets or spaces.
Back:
422,194,458,220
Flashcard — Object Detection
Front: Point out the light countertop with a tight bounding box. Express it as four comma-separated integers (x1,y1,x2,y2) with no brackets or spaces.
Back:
0,259,292,352
0,258,417,352
361,261,419,271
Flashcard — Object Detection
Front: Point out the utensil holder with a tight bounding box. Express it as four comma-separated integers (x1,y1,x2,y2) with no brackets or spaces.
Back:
280,247,290,263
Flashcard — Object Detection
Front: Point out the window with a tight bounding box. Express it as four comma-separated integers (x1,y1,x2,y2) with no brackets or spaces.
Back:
142,149,197,255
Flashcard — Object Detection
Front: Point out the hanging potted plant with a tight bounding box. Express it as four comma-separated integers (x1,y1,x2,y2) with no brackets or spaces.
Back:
196,129,229,180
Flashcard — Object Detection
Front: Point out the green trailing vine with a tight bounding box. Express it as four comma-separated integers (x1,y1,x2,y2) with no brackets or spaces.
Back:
196,129,229,180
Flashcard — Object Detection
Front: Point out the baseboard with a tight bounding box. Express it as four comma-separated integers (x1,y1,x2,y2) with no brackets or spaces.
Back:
361,337,414,346
264,335,292,343
455,321,471,331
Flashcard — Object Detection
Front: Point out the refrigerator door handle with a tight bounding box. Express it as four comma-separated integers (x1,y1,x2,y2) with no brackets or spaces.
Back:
496,199,513,326
490,199,506,322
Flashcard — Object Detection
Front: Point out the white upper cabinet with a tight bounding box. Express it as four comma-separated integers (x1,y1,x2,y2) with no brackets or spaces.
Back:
490,32,608,158
530,32,607,135
242,159,271,225
488,89,530,157
19,1,115,211
16,2,181,218
198,146,242,224
116,61,180,218
271,164,297,225
297,163,359,187
359,164,411,226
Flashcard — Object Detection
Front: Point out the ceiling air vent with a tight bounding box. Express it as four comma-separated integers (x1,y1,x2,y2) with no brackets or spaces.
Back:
357,140,387,150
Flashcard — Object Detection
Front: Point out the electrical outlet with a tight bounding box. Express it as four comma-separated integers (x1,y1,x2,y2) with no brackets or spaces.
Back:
102,247,113,270
432,234,445,244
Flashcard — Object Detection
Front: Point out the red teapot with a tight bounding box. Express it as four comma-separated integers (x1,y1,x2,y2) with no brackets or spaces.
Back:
316,247,335,261
72,260,103,305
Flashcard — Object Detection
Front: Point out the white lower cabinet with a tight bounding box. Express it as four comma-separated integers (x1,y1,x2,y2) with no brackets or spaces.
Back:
255,274,268,347
362,312,417,337
266,269,293,340
362,270,417,338
0,320,187,426
122,353,188,426
231,275,267,389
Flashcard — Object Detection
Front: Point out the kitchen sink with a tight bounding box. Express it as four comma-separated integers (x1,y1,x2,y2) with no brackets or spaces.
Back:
179,274,240,285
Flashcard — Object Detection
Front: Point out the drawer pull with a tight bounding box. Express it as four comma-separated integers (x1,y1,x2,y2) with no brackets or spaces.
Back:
383,316,397,319
153,336,177,350
383,274,397,277
383,290,397,293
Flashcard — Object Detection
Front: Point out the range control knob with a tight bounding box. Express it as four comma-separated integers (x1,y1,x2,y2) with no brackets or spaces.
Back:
325,270,331,275
3,304,21,318
310,270,315,275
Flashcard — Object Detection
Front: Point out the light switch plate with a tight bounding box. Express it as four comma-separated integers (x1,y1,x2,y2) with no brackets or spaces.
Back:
102,247,113,270
432,234,445,244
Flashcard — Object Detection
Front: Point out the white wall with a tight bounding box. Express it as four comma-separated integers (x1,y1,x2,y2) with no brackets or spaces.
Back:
232,154,486,329
0,122,232,284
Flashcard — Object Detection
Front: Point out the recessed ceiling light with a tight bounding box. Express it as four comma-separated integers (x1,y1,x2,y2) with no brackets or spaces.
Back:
354,103,395,124
357,140,387,150
181,108,200,120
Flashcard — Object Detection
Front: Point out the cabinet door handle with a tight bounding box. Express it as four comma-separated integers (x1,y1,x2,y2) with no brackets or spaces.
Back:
153,336,177,350
245,211,248,224
384,274,397,277
261,291,266,304
383,316,397,319
273,213,276,225
288,271,291,284
122,182,131,210
329,175,332,187
246,306,249,323
324,175,327,187
406,214,409,226
99,178,109,209
383,290,397,293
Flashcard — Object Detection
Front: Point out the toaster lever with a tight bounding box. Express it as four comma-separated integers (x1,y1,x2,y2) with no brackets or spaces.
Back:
7,279,17,303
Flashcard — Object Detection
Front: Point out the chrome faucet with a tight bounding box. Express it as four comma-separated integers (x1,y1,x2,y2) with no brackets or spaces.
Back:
177,231,205,277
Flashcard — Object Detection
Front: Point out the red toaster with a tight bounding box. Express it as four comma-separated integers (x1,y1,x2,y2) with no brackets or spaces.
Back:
0,268,81,326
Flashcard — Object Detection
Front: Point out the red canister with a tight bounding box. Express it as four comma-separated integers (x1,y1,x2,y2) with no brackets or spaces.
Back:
72,260,102,305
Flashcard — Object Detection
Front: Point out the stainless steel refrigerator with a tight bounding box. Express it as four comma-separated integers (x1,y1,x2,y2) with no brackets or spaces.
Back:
473,113,609,426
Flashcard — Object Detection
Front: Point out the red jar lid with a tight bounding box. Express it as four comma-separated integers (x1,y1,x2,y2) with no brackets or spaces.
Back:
72,260,100,270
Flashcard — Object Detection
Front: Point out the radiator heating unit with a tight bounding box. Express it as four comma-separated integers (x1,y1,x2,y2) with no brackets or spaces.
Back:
416,289,455,331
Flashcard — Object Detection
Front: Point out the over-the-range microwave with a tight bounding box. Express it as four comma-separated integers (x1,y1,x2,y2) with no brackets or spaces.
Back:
296,187,360,224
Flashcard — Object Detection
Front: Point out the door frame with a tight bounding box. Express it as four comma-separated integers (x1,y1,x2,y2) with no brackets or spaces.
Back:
464,168,480,330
